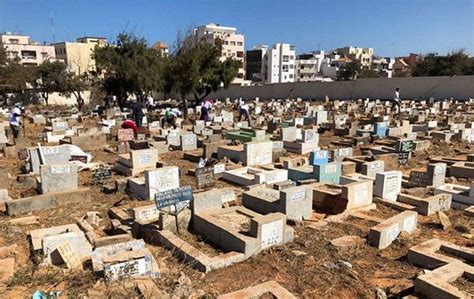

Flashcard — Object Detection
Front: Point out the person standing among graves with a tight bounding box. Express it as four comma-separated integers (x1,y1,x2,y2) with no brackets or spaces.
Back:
162,107,182,129
394,88,401,116
146,93,155,110
238,97,251,126
130,98,145,127
121,118,139,134
8,102,23,142
200,99,214,122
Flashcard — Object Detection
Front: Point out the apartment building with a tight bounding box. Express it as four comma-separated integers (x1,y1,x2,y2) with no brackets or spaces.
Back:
54,36,107,75
152,41,169,57
0,32,55,66
193,23,245,84
335,46,374,68
266,43,296,83
295,50,325,82
245,46,267,82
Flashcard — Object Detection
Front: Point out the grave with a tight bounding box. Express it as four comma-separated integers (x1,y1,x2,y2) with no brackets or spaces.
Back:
313,162,341,184
39,163,78,194
222,167,288,186
242,185,312,221
374,171,402,201
218,141,273,166
114,148,159,176
128,166,180,200
434,182,474,209
309,150,329,166
368,211,417,249
218,281,296,299
26,144,92,174
284,129,319,154
225,128,270,142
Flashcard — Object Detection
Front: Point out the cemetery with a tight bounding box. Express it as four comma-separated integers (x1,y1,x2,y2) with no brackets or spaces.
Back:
0,96,474,298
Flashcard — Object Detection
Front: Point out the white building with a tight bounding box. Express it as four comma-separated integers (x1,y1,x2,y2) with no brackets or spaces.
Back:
335,46,374,68
193,23,245,84
266,43,296,83
295,50,325,82
373,57,395,78
1,32,55,66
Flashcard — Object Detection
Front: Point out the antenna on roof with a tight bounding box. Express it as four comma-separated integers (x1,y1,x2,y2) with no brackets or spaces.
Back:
50,11,56,43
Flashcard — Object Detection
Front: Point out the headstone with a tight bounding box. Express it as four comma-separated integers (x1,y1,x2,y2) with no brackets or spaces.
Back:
427,163,447,187
40,163,78,193
361,160,385,178
314,162,341,184
180,133,197,151
155,186,193,210
118,129,134,142
309,150,329,166
195,166,215,189
374,171,402,201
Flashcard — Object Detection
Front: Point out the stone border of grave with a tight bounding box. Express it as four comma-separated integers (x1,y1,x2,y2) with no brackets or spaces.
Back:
217,281,297,299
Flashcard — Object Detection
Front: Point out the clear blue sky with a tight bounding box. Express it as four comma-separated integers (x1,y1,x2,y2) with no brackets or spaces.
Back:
1,0,473,57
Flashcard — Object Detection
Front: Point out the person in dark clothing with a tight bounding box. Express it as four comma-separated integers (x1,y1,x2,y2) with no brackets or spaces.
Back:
130,100,144,127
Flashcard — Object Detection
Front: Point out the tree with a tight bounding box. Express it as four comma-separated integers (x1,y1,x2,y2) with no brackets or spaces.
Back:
336,61,361,81
166,31,239,119
0,48,37,102
94,32,164,108
412,50,474,77
34,61,70,105
358,68,379,79
62,73,88,111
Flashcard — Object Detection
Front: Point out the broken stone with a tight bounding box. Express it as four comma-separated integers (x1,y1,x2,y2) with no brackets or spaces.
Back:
330,235,366,249
437,211,451,230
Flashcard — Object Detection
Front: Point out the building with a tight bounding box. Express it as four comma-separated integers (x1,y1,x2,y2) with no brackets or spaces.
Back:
295,51,325,82
372,57,395,78
335,46,374,68
245,46,267,82
54,36,107,76
0,32,55,66
152,41,169,57
266,43,296,83
193,23,245,84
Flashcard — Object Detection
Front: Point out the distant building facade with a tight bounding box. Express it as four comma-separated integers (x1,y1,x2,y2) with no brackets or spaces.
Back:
295,51,325,82
1,33,55,66
335,46,374,68
54,36,107,76
193,23,245,84
245,46,267,82
152,41,169,57
266,43,296,83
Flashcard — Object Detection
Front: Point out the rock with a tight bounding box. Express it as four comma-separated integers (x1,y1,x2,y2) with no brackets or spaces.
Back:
0,257,15,282
461,233,473,239
336,260,353,268
438,211,451,230
291,250,307,257
375,288,387,299
330,235,366,249
86,211,102,228
177,271,192,286
0,244,18,258
304,256,316,266
323,262,339,270
9,215,39,225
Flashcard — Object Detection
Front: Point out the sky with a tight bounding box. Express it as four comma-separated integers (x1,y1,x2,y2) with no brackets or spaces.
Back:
0,0,473,57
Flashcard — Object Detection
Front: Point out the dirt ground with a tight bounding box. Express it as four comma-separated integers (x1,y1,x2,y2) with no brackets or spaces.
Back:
0,112,473,298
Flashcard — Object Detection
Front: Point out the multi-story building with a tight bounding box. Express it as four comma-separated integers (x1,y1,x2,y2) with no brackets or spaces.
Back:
335,46,374,68
245,46,267,82
0,32,55,66
372,56,395,78
295,50,325,82
193,23,245,84
54,36,107,76
152,41,169,57
266,43,296,83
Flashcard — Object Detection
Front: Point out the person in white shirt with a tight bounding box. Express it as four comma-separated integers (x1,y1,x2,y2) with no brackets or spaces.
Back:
394,88,401,115
146,94,155,109
8,102,23,140
238,97,251,126
200,99,214,122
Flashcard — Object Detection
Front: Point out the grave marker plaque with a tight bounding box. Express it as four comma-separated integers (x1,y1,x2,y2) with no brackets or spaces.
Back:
195,166,215,189
155,186,193,210
408,171,429,187
118,129,134,142
261,219,284,249
70,155,88,163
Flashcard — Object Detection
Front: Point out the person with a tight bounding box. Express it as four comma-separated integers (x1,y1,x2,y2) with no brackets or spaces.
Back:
238,97,251,126
8,102,23,142
394,88,401,115
162,108,181,129
121,118,139,134
130,99,145,127
200,99,214,122
146,94,155,110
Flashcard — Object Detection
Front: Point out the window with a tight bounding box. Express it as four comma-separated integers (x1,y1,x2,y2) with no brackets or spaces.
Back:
8,39,19,44
282,55,289,62
10,51,19,57
289,74,294,78
41,52,48,59
236,51,243,58
289,65,294,69
290,55,294,60
230,41,236,46
223,40,229,45
21,50,37,59
237,41,243,46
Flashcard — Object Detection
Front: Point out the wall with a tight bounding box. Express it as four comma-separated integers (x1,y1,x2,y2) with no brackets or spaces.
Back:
48,91,91,106
207,75,474,101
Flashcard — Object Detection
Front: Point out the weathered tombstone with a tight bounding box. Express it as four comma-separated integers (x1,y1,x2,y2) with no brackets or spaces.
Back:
180,133,197,151
427,163,446,187
118,128,134,142
374,171,402,201
40,163,78,193
313,162,341,184
155,186,193,212
195,166,215,189
361,160,385,178
309,150,329,166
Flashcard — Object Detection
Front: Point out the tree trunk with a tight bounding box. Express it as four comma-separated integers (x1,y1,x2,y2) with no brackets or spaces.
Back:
44,92,49,105
181,92,188,120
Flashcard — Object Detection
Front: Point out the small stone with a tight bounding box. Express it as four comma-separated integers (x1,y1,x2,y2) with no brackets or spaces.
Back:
323,262,339,270
177,271,192,286
291,250,307,257
438,211,451,230
375,288,387,299
9,215,39,226
461,233,473,239
336,260,353,268
330,235,366,249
